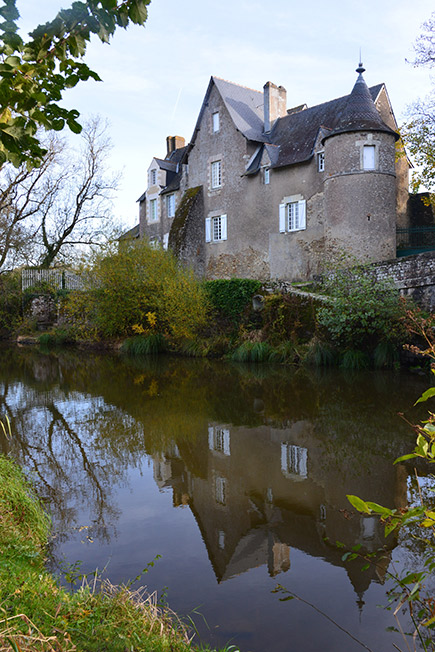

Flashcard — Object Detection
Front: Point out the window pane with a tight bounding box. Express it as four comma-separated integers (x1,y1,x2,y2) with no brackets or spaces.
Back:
167,194,175,217
213,216,222,240
363,145,375,170
287,202,299,231
212,112,220,132
150,199,157,221
211,161,221,188
318,152,325,172
264,168,270,184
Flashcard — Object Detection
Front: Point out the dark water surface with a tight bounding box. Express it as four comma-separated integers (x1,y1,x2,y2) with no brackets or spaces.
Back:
0,345,430,651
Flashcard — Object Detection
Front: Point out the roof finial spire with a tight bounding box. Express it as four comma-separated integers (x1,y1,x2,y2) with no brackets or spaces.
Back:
356,49,365,75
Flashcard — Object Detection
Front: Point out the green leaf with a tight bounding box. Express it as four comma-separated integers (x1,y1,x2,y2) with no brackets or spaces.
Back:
394,453,417,464
415,387,435,404
347,495,372,514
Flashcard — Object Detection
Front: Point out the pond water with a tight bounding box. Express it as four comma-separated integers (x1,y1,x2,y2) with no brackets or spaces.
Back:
0,345,430,652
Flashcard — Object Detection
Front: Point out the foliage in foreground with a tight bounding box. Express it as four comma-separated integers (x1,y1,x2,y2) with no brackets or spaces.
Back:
62,241,210,343
0,0,149,168
0,452,220,652
347,312,435,651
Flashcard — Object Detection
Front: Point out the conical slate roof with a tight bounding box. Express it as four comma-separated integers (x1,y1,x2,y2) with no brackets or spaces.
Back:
322,64,398,142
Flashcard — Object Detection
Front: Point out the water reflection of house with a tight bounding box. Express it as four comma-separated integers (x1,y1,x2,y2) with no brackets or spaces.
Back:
151,421,407,601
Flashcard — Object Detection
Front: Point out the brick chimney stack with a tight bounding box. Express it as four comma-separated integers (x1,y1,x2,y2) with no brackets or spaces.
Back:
166,135,185,156
263,83,287,133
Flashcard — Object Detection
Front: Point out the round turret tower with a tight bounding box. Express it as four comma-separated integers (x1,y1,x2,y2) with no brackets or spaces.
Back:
322,63,399,263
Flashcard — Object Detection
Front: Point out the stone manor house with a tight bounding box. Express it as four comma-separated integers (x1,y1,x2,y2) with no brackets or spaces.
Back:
129,63,410,282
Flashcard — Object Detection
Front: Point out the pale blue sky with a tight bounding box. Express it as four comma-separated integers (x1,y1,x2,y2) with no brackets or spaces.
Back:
17,0,435,227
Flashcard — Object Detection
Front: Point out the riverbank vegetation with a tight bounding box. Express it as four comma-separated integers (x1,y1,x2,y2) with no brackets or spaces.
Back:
0,240,417,370
0,452,225,652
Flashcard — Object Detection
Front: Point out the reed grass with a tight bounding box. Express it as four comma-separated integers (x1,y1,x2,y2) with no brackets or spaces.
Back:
0,451,223,652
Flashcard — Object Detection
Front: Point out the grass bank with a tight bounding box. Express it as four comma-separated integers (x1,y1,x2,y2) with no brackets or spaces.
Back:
0,454,220,652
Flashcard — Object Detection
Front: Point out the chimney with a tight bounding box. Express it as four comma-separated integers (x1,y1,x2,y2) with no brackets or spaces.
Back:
263,82,287,133
166,135,185,156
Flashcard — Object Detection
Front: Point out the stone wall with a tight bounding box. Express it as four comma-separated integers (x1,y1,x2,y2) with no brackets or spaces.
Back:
371,251,435,310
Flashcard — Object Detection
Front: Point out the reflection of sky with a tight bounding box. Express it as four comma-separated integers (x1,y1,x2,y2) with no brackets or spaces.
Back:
1,348,428,652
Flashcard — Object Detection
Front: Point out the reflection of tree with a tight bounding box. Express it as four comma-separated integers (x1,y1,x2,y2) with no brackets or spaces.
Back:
0,345,430,596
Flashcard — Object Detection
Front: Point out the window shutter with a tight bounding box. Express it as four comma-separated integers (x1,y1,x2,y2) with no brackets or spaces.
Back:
208,426,214,450
221,214,227,240
298,200,306,229
223,429,230,456
205,217,212,242
279,203,286,232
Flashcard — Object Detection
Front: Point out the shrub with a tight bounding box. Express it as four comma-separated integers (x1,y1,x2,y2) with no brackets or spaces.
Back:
316,263,406,353
0,270,22,337
203,278,262,324
262,292,318,344
63,241,210,343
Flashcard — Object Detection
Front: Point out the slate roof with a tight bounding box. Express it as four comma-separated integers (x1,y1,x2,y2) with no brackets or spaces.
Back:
246,79,397,173
118,223,139,240
322,71,398,142
154,158,178,172
212,77,265,141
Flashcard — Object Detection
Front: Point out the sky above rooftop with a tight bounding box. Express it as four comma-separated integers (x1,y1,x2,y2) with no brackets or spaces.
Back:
17,0,435,228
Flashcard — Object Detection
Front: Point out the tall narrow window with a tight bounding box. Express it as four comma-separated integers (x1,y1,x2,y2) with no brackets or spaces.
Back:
264,167,270,184
363,145,375,170
212,111,220,132
317,152,325,172
149,198,157,221
215,476,226,505
166,193,175,218
211,160,222,189
150,169,157,185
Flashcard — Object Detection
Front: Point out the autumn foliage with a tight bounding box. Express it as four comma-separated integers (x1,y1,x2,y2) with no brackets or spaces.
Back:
63,241,210,343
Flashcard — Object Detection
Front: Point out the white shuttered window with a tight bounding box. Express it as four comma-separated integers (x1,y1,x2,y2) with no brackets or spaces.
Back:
205,215,227,242
279,200,306,232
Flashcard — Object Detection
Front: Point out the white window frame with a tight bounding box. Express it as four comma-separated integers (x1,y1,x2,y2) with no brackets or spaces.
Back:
211,160,222,189
150,168,157,185
149,198,158,222
166,193,175,218
317,151,325,172
281,443,308,479
212,111,220,133
205,214,227,242
264,167,270,184
208,426,230,456
363,144,376,170
215,475,226,505
279,200,306,233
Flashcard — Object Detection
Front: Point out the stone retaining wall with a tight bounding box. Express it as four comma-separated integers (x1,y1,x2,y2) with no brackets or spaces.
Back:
371,252,435,310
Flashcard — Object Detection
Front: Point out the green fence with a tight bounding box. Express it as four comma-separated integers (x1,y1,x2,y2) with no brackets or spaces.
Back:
396,226,435,257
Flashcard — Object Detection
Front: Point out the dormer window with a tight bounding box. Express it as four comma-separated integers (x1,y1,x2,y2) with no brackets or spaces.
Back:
363,145,376,170
317,152,325,172
212,112,220,133
150,169,157,185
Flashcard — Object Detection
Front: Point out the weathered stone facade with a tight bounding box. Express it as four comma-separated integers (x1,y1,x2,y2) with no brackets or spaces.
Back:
135,65,410,283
